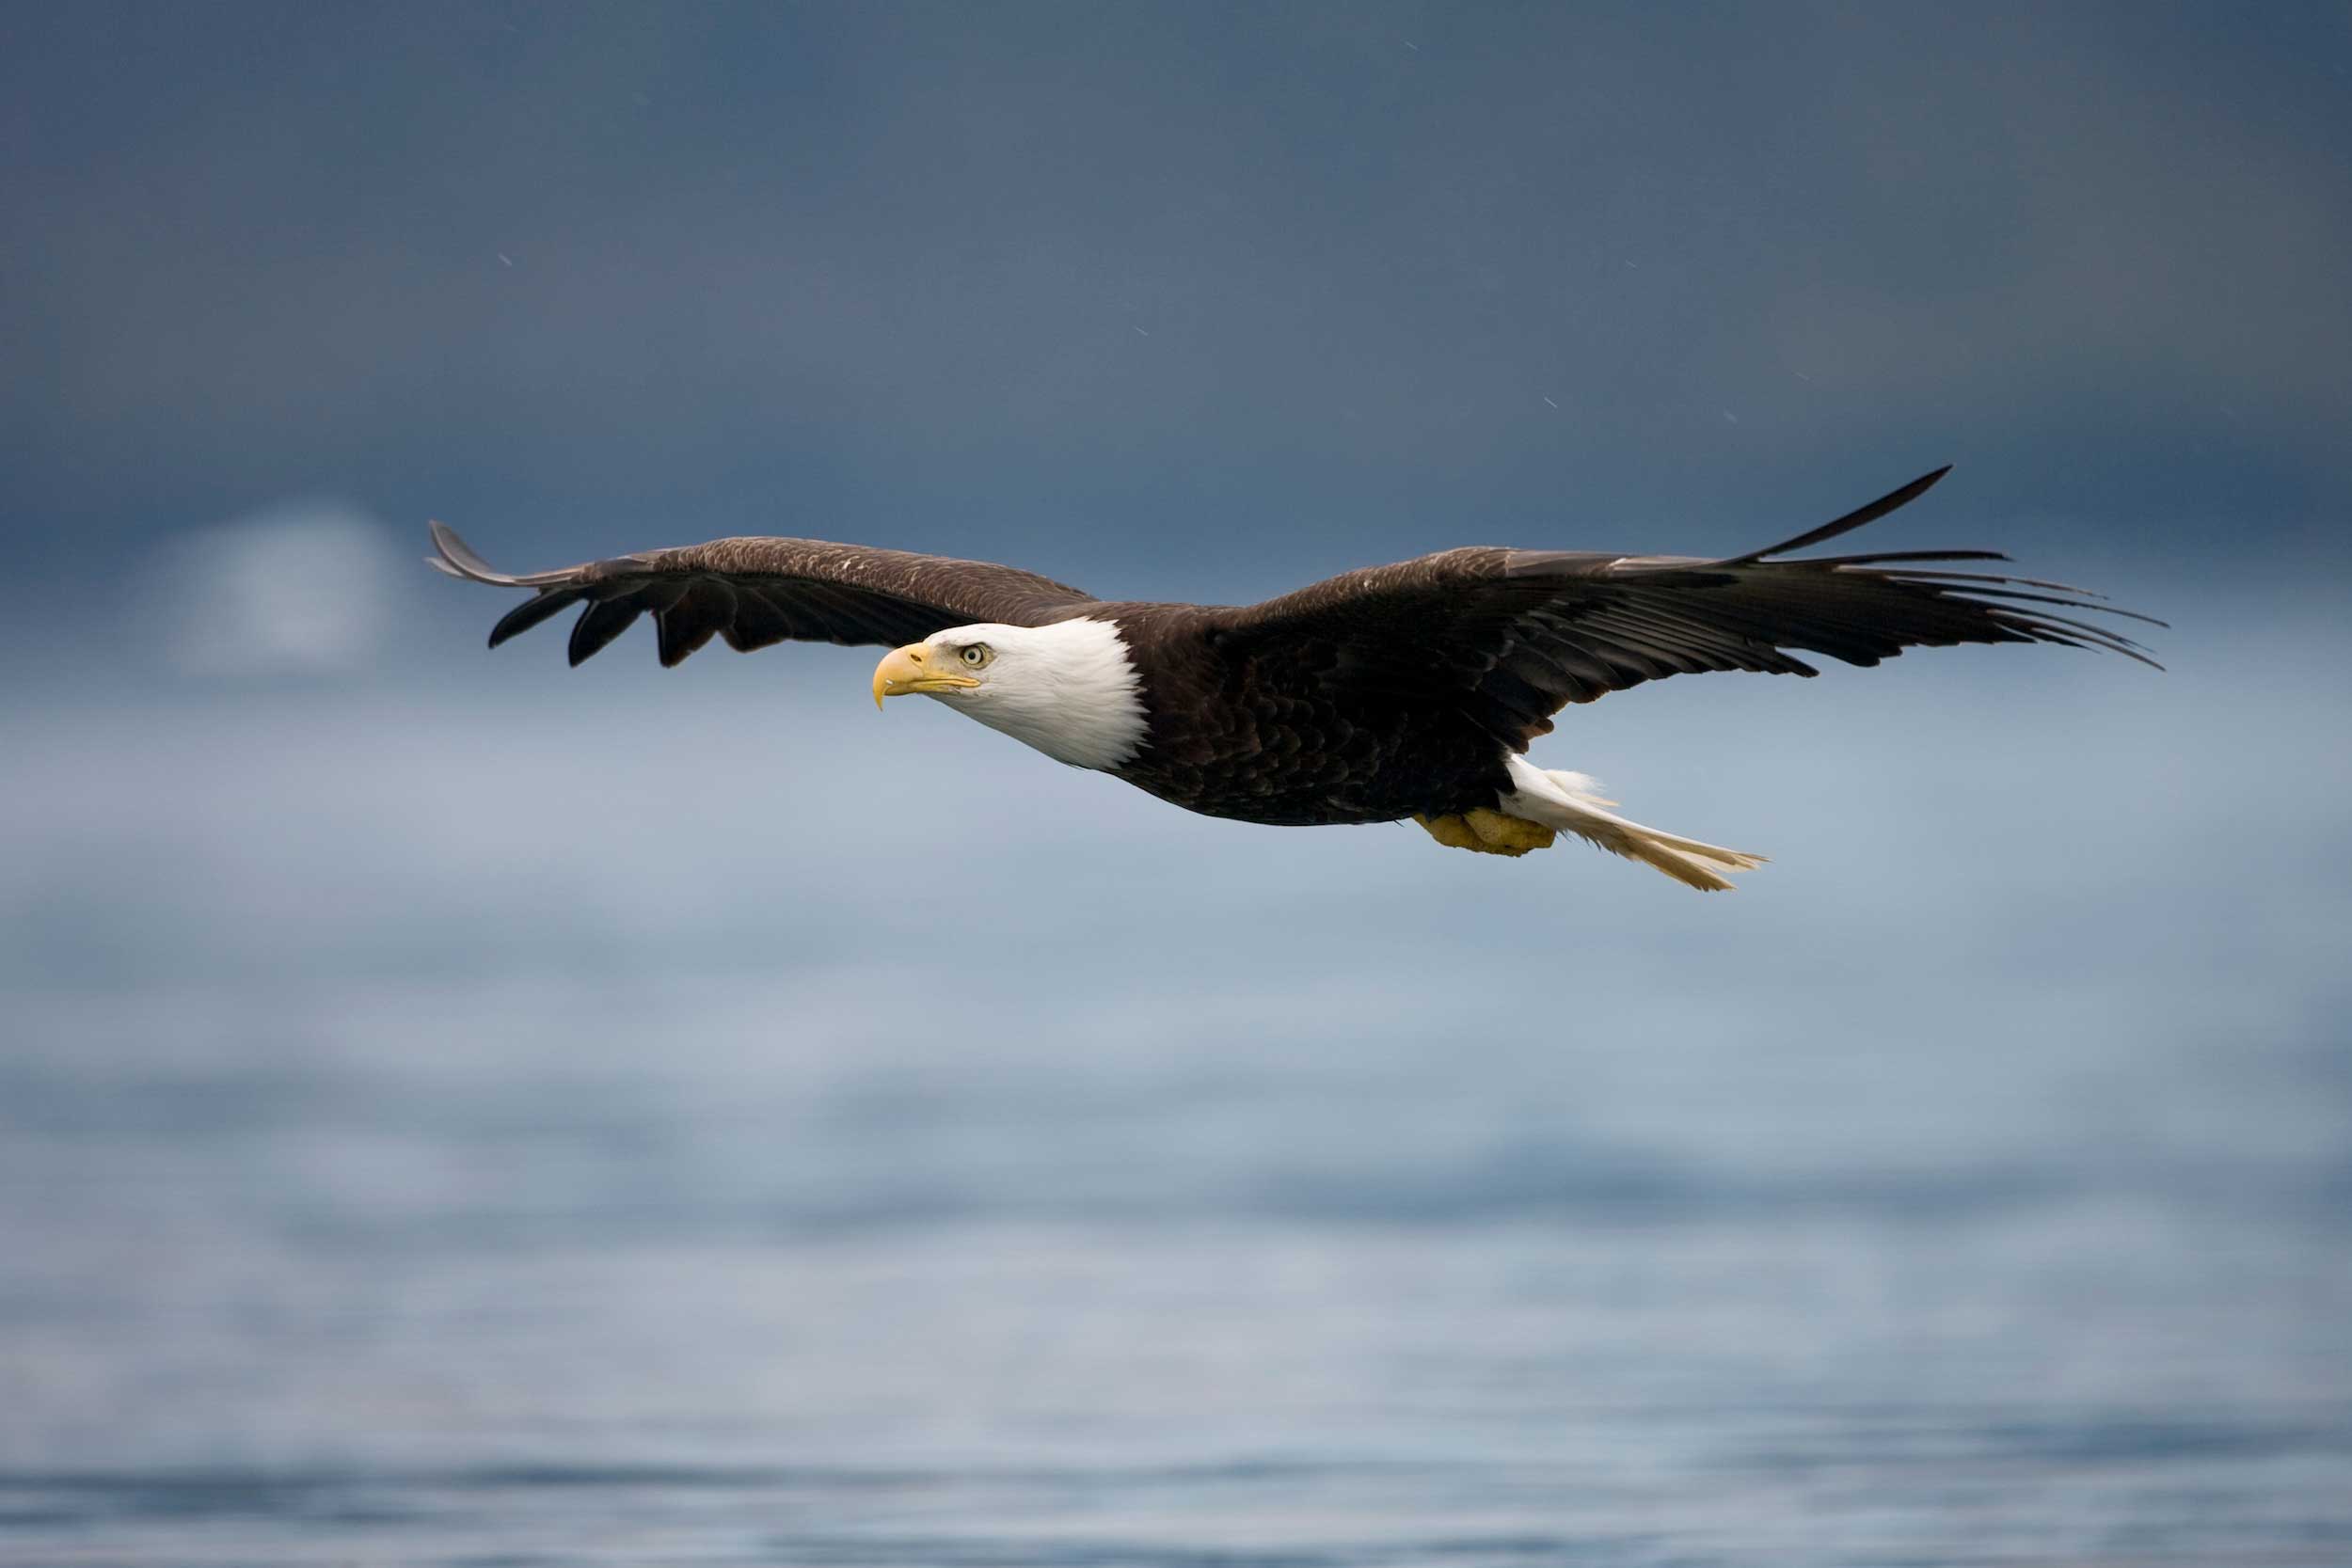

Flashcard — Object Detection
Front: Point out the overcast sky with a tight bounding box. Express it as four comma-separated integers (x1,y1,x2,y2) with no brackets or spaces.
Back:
8,1,2350,610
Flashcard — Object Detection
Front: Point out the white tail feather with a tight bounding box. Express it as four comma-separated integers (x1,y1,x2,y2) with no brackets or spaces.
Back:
1502,756,1768,892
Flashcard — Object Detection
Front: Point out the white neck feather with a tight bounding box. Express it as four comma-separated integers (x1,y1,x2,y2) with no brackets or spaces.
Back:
930,617,1147,771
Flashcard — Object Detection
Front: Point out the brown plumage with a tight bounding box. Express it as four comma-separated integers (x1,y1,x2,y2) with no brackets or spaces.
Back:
429,467,2158,885
425,527,1095,664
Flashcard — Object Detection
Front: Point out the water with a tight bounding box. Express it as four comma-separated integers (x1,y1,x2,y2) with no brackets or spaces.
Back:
5,970,2347,1567
4,646,2349,1563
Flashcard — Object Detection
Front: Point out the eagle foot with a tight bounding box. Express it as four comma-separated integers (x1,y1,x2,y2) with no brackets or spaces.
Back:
1414,809,1558,857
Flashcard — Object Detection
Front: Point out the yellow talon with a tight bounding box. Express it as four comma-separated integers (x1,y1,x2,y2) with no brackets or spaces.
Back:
1415,812,1482,851
1415,810,1555,857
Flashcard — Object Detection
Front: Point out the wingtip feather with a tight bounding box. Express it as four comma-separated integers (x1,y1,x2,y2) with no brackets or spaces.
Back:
1733,464,1957,563
425,520,518,584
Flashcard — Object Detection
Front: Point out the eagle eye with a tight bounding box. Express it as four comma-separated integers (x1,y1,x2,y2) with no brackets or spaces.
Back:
959,643,992,669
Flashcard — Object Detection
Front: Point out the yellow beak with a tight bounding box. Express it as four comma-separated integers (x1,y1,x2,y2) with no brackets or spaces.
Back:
872,642,980,709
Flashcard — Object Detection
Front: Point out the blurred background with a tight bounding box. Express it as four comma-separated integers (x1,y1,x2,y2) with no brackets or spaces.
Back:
4,3,2348,1563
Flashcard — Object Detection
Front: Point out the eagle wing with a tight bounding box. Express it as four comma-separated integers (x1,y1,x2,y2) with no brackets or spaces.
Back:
427,526,1098,667
1217,468,2161,752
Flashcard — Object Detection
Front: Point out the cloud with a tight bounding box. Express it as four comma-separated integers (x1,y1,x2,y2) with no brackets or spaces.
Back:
147,499,399,679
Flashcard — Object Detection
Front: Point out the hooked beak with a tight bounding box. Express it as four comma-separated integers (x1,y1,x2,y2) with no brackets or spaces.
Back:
872,643,980,709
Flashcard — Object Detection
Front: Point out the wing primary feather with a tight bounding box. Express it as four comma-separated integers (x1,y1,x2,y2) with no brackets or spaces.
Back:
567,600,643,666
1611,584,1902,667
428,521,514,583
1973,605,2163,664
1906,582,2169,628
1730,466,1953,562
1877,568,2123,601
489,588,584,648
1797,548,2010,567
428,521,580,587
1984,610,2163,669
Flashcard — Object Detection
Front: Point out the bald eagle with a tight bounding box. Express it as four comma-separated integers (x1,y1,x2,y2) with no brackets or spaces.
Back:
428,467,2155,890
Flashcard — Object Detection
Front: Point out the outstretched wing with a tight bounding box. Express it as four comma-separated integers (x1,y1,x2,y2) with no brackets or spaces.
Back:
427,526,1098,667
1216,467,2162,752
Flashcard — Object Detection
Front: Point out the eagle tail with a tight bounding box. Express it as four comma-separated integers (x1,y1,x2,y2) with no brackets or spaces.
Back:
1502,757,1767,893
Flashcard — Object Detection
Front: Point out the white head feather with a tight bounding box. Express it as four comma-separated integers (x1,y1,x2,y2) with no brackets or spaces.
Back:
914,618,1147,771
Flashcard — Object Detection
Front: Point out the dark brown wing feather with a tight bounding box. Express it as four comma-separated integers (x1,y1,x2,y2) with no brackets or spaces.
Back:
425,526,1097,667
1217,467,2162,752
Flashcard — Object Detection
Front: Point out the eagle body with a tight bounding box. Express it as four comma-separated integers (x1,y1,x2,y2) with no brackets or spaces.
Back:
429,469,2156,889
1100,599,1520,827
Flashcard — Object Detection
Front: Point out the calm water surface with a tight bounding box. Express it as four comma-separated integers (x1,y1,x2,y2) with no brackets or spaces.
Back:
5,970,2347,1567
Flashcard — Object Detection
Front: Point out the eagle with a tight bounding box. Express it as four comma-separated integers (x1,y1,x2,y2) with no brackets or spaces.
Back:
427,467,2155,890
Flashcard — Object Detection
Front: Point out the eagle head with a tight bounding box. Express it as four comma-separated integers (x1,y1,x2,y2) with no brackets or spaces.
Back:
871,619,1147,772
